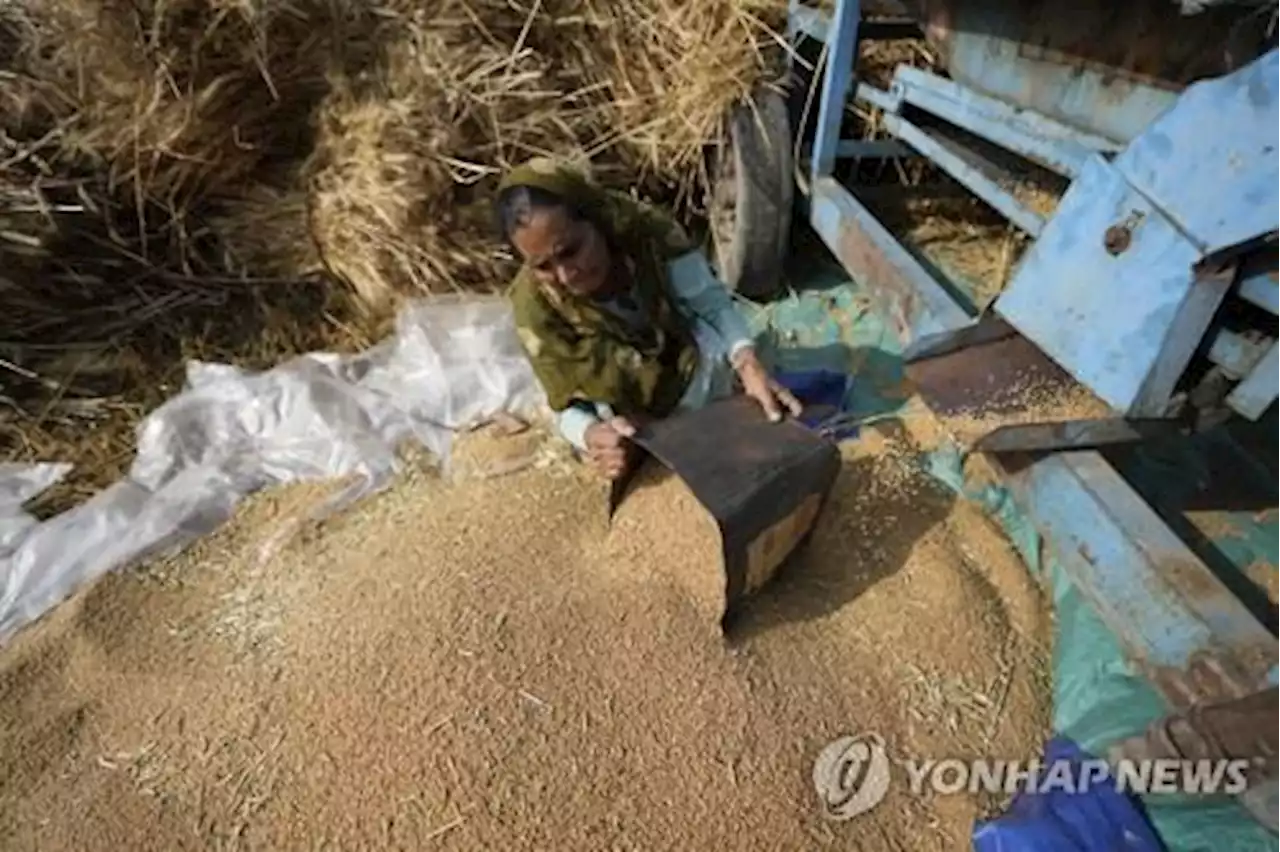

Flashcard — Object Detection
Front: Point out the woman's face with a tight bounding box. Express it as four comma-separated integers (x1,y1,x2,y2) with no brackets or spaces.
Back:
510,205,612,298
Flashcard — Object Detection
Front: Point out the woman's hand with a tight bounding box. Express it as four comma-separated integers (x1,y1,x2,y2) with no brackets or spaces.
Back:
733,347,802,423
584,416,638,480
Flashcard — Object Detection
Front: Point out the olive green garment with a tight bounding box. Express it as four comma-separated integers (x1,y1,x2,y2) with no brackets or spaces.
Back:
502,158,700,418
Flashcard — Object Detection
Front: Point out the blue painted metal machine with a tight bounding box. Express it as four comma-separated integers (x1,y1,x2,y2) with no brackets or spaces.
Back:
784,0,1279,836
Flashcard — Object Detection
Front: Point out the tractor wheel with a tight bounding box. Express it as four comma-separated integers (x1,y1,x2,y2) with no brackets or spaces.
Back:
707,86,794,301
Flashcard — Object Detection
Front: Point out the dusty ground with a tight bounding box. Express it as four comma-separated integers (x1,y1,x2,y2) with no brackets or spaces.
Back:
0,412,1053,851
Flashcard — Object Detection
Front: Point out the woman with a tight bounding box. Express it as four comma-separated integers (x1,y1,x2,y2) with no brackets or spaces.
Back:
497,158,802,480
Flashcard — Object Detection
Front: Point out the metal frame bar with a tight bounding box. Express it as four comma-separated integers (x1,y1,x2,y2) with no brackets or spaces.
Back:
798,139,911,162
1226,341,1279,421
809,176,972,342
879,112,1047,236
854,81,896,113
997,450,1279,703
883,66,1121,178
810,0,861,184
789,6,918,45
794,140,913,168
834,139,912,159
860,19,920,40
1206,328,1270,379
1237,275,1278,315
1235,255,1279,316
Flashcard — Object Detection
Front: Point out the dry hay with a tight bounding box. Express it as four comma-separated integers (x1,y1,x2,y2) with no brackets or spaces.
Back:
0,416,1053,850
0,0,383,509
2,0,788,312
585,0,788,186
304,0,791,310
874,192,1027,309
0,0,790,512
856,171,1064,310
304,2,589,310
208,177,325,282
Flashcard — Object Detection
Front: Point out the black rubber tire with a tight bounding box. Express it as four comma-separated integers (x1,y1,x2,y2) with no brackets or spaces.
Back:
708,86,794,301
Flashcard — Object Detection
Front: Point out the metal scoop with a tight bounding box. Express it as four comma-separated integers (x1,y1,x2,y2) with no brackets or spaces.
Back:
608,396,842,626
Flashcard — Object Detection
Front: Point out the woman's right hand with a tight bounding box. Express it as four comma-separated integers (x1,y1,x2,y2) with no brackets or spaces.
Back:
584,417,637,480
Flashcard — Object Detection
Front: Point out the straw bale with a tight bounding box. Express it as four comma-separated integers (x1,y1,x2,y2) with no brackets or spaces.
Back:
208,176,324,281
0,0,379,365
581,0,787,184
0,0,831,513
1,0,790,315
302,0,787,308
303,5,585,308
30,0,369,208
0,0,369,507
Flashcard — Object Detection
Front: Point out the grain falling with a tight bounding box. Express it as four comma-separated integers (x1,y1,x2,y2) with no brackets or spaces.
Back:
932,376,1113,449
605,461,728,629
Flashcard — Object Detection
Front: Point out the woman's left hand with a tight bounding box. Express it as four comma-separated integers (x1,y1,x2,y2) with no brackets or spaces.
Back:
732,347,802,423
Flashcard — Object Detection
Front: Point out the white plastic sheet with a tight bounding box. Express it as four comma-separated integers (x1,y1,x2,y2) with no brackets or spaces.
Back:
0,296,547,643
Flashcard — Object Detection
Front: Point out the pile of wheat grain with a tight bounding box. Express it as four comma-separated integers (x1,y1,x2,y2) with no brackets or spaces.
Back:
0,420,1054,850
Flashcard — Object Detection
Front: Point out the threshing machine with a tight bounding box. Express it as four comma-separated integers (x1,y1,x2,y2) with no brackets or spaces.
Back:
724,0,1279,836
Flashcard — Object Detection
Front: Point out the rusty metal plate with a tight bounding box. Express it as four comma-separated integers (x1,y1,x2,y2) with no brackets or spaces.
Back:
609,396,842,624
902,315,1016,364
903,330,1093,416
905,0,1257,89
974,417,1186,453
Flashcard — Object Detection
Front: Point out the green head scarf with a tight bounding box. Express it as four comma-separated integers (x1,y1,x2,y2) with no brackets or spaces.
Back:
502,158,700,418
497,157,596,213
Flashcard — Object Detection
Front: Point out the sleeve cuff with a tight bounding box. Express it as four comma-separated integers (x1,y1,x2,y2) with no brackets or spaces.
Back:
557,404,602,452
728,338,755,368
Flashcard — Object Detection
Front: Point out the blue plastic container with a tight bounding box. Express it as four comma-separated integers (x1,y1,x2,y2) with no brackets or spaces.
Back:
972,738,1165,852
774,368,859,440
